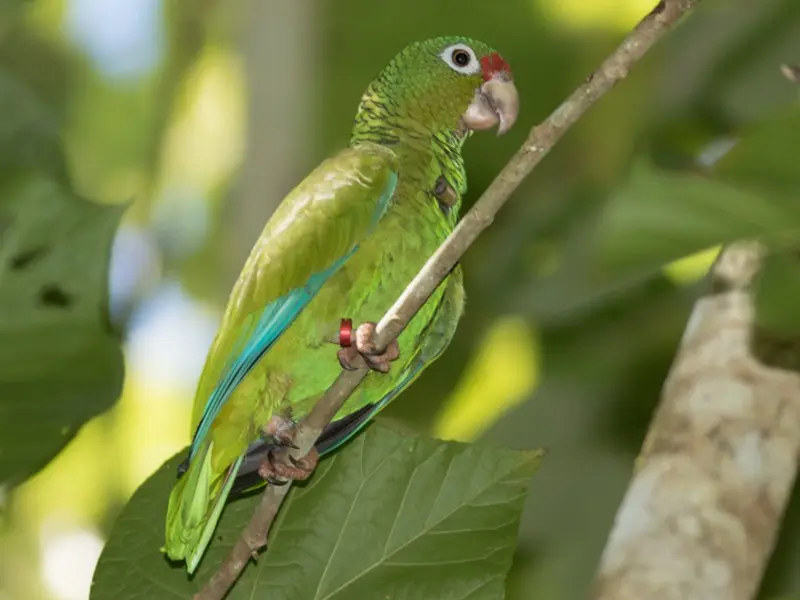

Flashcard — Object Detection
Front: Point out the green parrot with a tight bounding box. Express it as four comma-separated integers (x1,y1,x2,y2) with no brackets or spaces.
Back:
164,35,519,573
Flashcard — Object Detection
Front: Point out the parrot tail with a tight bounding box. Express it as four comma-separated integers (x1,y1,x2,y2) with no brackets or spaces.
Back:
163,439,244,574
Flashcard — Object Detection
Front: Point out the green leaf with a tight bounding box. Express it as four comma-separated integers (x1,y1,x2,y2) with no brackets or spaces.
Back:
714,105,800,199
597,105,800,274
0,70,125,486
0,173,126,485
91,423,542,600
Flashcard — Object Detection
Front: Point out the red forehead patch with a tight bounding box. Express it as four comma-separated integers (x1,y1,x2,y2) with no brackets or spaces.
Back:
480,52,511,81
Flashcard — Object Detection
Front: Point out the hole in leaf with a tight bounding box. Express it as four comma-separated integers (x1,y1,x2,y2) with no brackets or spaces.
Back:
39,285,72,308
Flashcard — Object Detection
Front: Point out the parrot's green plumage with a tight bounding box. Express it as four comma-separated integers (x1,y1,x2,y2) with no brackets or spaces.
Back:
163,35,518,573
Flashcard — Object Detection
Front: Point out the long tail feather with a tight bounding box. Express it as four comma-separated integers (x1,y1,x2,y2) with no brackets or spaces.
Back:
164,440,245,574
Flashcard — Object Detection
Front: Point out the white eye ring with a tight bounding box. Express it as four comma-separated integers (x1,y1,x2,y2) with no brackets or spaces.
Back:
439,43,480,75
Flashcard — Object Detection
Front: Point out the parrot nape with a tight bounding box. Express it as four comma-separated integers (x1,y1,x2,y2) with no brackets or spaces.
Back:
163,35,519,573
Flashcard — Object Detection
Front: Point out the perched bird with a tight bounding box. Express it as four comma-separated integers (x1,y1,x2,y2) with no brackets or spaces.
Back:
164,35,519,573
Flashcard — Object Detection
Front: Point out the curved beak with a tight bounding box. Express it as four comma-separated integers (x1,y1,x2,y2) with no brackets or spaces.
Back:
461,74,519,135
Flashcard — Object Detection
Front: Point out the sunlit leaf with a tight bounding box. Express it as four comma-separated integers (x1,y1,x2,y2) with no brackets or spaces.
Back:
662,245,720,285
92,423,541,600
435,315,540,442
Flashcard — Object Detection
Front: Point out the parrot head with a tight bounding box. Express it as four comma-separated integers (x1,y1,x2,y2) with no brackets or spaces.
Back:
353,36,519,140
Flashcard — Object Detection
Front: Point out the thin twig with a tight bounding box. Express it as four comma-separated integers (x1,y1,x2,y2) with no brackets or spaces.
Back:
194,1,703,598
589,243,800,600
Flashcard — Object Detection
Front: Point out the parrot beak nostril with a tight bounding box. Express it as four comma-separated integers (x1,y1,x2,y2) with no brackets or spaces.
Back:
460,76,519,135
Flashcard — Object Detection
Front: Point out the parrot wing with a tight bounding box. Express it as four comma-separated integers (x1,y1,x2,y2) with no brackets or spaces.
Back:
228,264,466,496
189,142,400,460
163,143,398,572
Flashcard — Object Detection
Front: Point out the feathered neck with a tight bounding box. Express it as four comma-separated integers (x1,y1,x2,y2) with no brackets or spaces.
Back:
349,83,468,161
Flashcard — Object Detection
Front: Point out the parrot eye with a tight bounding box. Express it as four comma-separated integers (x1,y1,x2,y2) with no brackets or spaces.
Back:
452,49,470,66
439,43,481,75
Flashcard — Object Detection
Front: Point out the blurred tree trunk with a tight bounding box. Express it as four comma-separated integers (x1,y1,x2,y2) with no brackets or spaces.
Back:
223,0,319,285
590,242,800,600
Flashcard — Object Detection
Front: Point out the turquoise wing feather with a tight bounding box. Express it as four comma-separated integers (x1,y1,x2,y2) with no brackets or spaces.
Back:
190,253,354,460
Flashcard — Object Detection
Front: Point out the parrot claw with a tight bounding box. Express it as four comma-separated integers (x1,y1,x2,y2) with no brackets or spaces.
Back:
337,321,400,373
261,415,298,447
258,447,320,484
258,415,319,483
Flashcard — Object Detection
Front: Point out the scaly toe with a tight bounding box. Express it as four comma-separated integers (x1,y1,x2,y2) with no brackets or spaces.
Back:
361,338,400,373
354,322,380,355
271,462,313,481
259,447,319,483
288,448,320,478
384,339,400,361
338,346,367,371
363,354,391,373
258,457,289,485
337,322,400,373
261,415,298,448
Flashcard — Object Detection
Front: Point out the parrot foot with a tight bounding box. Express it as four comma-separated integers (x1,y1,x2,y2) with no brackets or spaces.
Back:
257,447,320,484
261,414,300,449
258,415,319,484
337,321,400,373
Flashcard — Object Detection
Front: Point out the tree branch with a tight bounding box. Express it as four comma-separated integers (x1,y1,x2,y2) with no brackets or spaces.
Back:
194,2,704,598
589,242,800,600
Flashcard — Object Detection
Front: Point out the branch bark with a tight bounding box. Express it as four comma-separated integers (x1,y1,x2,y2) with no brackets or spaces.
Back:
194,1,704,598
589,242,800,600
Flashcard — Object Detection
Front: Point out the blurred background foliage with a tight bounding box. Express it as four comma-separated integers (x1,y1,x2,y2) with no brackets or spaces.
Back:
0,0,799,599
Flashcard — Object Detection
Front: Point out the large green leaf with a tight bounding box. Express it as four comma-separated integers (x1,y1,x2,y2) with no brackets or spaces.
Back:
0,174,126,485
598,105,800,274
91,423,541,600
0,70,126,486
